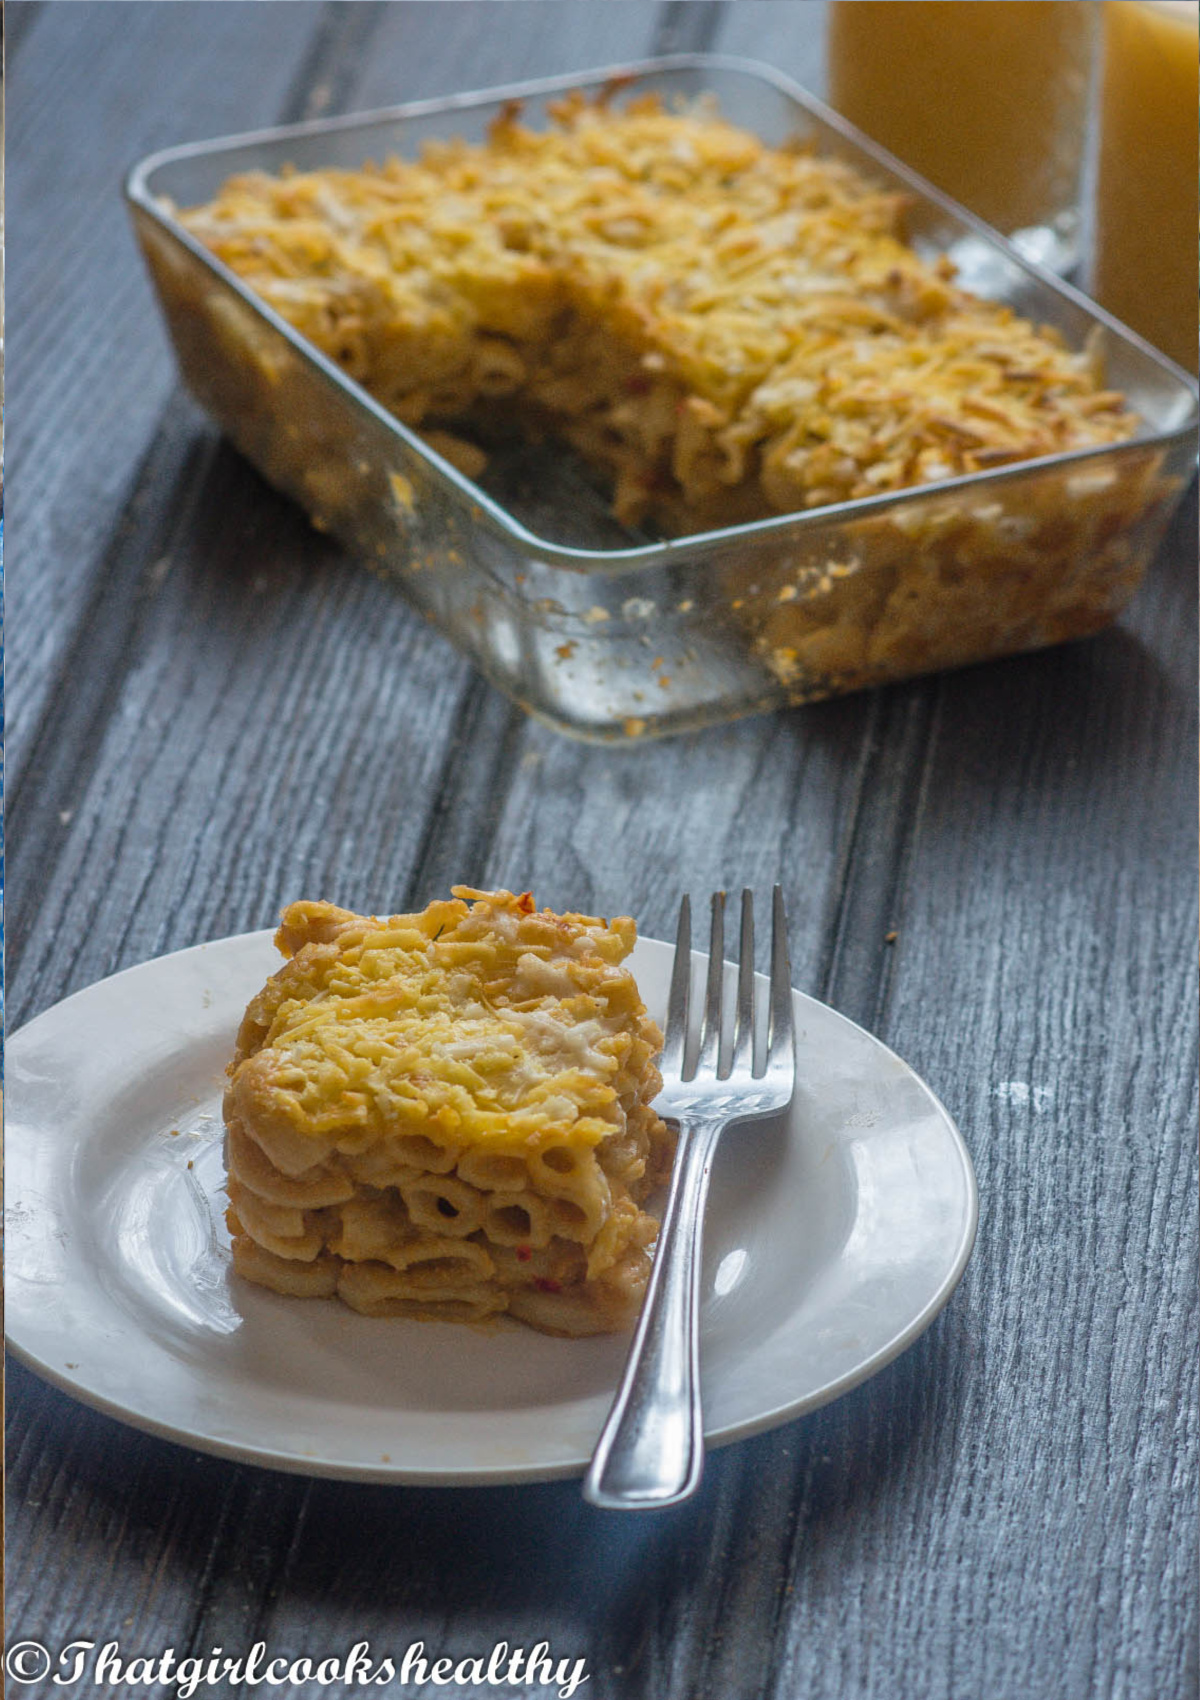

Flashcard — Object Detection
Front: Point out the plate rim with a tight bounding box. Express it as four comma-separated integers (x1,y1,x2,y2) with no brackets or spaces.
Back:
5,928,978,1485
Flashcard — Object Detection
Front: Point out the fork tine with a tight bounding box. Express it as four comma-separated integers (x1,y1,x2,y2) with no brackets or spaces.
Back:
696,891,726,1077
767,884,794,1073
731,889,756,1076
660,895,691,1081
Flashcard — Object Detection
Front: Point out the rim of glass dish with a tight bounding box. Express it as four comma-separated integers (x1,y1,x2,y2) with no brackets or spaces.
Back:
125,51,1200,581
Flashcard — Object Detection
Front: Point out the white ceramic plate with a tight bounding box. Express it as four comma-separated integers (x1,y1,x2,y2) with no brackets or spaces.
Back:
5,930,976,1484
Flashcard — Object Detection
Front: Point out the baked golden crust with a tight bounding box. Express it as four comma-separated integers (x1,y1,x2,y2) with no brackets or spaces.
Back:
224,888,672,1334
181,92,1137,535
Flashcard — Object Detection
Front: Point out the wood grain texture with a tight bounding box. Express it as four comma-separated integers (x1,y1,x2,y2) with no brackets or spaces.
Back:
6,418,481,1025
712,0,829,94
5,2,332,779
6,6,1197,1699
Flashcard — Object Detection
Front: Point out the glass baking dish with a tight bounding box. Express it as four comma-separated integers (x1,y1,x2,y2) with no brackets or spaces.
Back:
125,54,1198,743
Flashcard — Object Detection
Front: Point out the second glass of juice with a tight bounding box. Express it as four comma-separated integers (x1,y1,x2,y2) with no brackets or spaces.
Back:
1091,0,1199,374
827,1,1096,272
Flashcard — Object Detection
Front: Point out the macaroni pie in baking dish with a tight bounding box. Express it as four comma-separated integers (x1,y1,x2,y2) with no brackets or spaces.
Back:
129,59,1197,739
224,889,673,1336
180,92,1138,537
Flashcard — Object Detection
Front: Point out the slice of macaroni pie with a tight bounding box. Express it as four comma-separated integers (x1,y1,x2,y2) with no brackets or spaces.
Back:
223,889,672,1335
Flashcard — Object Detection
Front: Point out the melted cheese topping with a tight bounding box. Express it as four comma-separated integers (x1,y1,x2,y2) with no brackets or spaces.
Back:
182,92,1137,532
226,888,660,1159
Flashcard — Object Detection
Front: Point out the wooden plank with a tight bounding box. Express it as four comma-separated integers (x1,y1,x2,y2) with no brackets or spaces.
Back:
4,0,43,57
4,1357,312,1659
714,0,829,95
695,494,1198,1700
5,2,329,779
337,0,669,110
6,418,480,1027
471,691,873,957
654,0,726,55
832,487,1199,1700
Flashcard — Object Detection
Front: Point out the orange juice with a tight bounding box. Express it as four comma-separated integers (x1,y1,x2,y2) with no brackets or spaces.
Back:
1092,0,1199,372
828,2,1094,264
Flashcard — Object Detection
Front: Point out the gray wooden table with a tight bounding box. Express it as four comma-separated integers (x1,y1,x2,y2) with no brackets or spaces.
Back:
6,6,1197,1698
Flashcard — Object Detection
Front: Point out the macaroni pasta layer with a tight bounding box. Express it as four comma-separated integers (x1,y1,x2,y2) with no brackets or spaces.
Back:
224,889,672,1335
181,93,1137,534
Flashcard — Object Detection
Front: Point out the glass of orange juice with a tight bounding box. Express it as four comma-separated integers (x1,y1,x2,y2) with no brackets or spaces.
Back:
1091,0,1199,374
827,1,1096,272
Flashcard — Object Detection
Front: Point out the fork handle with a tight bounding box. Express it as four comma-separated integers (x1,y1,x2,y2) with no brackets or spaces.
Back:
582,1113,727,1509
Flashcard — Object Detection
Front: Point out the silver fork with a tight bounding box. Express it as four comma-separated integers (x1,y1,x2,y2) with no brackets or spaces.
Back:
583,887,795,1510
